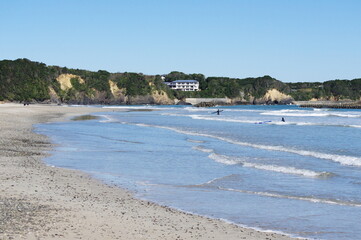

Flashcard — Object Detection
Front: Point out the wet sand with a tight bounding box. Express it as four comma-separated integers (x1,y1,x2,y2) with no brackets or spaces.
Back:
0,103,296,240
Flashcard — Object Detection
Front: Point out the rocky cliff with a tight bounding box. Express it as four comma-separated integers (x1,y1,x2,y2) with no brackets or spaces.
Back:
48,74,174,105
2,59,359,105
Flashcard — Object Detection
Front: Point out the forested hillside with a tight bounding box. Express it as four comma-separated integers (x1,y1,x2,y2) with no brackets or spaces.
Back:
0,59,173,104
0,59,360,104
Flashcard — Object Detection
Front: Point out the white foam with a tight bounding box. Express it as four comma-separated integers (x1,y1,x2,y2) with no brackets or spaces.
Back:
192,146,214,153
261,109,361,118
98,115,116,123
162,113,259,124
159,113,361,128
220,137,361,167
217,187,361,207
183,107,263,113
120,122,361,167
207,153,331,178
261,111,329,117
191,115,257,124
200,174,241,185
242,162,332,178
208,153,241,165
331,113,361,118
187,139,205,143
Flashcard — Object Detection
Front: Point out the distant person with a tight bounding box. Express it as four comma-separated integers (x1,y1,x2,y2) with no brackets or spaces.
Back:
281,117,285,122
213,109,223,115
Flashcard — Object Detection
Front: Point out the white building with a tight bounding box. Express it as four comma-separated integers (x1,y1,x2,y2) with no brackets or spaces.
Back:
164,80,199,91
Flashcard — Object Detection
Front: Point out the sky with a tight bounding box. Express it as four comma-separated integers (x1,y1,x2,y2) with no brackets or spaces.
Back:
1,0,360,82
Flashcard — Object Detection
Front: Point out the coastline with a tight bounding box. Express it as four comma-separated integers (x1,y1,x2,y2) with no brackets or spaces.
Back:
0,103,296,240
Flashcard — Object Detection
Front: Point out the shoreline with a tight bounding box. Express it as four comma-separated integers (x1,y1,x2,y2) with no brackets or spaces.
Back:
0,103,297,240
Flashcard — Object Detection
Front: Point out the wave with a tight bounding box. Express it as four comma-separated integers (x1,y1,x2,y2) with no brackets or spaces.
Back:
161,113,361,129
262,109,361,118
242,162,333,178
267,121,361,128
192,146,214,153
217,136,361,167
118,122,361,167
161,113,261,124
190,175,359,207
208,153,332,178
187,139,205,143
217,187,361,207
262,111,329,117
185,174,243,187
191,115,257,124
208,153,242,165
98,114,117,123
183,107,263,113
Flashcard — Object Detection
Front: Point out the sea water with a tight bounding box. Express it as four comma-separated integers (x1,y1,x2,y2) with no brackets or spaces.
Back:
36,105,361,240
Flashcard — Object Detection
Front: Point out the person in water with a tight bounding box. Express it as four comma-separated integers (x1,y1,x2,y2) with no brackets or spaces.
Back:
213,109,223,115
281,117,285,122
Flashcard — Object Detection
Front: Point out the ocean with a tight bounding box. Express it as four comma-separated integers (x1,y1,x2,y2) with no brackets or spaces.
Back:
35,105,361,240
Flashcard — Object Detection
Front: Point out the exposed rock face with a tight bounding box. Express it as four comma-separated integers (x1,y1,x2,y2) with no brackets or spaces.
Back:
109,80,124,99
255,89,294,104
48,87,60,103
56,74,85,90
149,91,175,105
126,91,174,105
108,80,126,104
51,76,292,106
49,77,175,105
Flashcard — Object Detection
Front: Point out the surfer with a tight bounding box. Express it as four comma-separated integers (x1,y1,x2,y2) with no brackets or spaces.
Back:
212,109,223,115
281,117,285,122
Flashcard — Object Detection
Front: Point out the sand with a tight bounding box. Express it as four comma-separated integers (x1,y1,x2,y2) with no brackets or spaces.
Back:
0,103,296,240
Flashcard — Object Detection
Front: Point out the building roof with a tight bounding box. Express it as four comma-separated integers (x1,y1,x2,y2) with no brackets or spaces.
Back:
172,80,198,83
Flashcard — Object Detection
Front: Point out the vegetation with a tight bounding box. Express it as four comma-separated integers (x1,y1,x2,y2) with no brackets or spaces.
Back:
288,79,361,101
0,59,360,104
112,72,151,96
0,59,54,101
166,75,291,101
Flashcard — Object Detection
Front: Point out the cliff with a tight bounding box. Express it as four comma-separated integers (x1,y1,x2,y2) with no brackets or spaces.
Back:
0,58,360,105
0,59,174,105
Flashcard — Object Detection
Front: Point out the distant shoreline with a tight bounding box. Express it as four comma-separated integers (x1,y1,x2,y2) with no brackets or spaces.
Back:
3,99,361,109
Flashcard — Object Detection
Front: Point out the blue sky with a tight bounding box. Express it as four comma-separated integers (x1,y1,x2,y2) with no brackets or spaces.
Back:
1,0,360,82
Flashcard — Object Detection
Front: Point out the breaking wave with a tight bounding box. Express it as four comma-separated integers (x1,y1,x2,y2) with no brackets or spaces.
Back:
160,113,361,128
125,122,361,167
217,187,361,207
261,109,361,118
207,153,333,178
193,146,214,153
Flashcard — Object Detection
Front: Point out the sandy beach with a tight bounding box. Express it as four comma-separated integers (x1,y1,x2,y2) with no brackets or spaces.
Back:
0,103,295,240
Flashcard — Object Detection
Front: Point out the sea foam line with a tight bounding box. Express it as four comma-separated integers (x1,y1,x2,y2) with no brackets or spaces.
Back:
183,107,263,113
207,153,332,178
217,187,361,207
192,146,214,153
218,136,361,167
124,122,361,167
261,110,361,118
160,113,361,128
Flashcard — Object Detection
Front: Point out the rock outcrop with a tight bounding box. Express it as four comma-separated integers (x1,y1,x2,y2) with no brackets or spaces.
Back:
56,74,85,90
125,91,174,105
254,89,294,104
